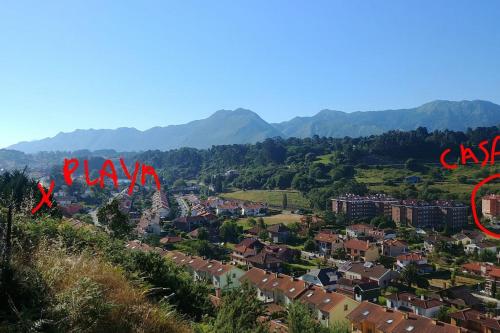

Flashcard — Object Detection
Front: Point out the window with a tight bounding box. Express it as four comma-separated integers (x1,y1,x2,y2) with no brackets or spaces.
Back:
344,304,348,311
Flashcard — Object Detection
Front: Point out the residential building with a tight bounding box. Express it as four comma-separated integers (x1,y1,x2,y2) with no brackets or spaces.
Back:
336,278,380,302
465,241,497,256
449,308,500,333
386,292,444,318
159,236,182,246
485,267,500,297
437,285,481,309
300,268,341,291
338,261,396,287
263,244,300,263
152,190,170,218
246,251,284,272
298,285,359,328
382,239,409,257
215,202,240,216
392,200,467,230
437,200,469,231
136,209,162,235
483,194,500,220
343,239,380,262
240,268,309,305
347,301,459,333
346,224,374,238
314,231,343,255
267,224,290,243
164,251,245,290
331,194,398,221
173,215,215,232
453,230,485,245
461,262,497,277
231,238,265,265
396,252,433,273
240,202,267,216
424,234,455,253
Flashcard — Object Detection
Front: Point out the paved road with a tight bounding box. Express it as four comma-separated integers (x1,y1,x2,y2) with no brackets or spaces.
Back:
175,195,189,217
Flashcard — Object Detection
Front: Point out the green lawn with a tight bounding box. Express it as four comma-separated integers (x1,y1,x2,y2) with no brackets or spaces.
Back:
237,213,304,230
354,163,500,199
221,189,310,209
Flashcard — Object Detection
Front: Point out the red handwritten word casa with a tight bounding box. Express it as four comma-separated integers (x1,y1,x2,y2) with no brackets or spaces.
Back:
440,135,500,170
31,158,160,214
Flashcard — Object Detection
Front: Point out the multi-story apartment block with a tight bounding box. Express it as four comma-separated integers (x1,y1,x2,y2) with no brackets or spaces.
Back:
331,194,398,221
392,200,467,230
482,194,500,219
437,200,469,230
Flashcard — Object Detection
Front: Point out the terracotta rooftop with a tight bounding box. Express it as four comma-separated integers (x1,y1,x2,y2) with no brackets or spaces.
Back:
160,236,183,244
234,238,263,254
344,239,372,251
347,301,460,333
339,262,391,281
397,252,426,262
246,252,283,266
314,231,340,243
239,268,308,300
298,285,352,313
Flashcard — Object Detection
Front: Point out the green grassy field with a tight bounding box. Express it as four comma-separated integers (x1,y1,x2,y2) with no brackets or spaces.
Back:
221,189,310,209
237,213,304,230
354,164,500,199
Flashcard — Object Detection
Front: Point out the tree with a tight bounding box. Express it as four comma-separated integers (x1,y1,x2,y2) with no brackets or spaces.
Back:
400,263,418,288
197,227,209,241
247,218,257,227
287,301,349,333
97,199,131,238
282,193,288,209
480,249,497,263
323,211,336,226
219,220,243,243
370,215,395,229
304,239,316,252
405,158,426,172
436,306,452,323
212,282,267,333
173,179,187,188
257,217,266,230
288,301,323,333
0,170,58,286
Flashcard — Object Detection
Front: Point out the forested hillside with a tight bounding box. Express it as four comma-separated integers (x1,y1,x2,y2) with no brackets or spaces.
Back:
137,126,500,209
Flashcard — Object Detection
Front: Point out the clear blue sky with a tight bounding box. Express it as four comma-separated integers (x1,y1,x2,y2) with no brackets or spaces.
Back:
1,0,500,148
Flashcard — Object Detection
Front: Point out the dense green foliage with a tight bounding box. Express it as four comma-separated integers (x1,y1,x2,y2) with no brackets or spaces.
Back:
211,282,267,333
135,125,499,209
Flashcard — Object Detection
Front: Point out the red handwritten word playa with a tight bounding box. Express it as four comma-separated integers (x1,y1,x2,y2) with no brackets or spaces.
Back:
31,158,160,214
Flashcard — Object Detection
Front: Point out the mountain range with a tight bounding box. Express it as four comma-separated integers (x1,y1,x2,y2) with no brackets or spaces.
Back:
8,100,500,153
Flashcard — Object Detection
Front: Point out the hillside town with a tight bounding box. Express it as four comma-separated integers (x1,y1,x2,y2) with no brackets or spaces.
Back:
50,180,500,333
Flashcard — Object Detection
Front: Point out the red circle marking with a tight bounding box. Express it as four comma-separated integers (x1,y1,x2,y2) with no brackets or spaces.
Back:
471,173,500,239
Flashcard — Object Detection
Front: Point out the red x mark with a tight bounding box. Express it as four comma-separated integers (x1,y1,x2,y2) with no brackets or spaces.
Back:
31,180,55,214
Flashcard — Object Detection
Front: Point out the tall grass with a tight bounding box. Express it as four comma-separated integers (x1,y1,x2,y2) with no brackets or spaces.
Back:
5,240,192,333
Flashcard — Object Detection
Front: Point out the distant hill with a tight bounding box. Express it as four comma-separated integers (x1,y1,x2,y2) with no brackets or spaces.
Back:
8,108,282,153
8,100,500,152
272,100,500,138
